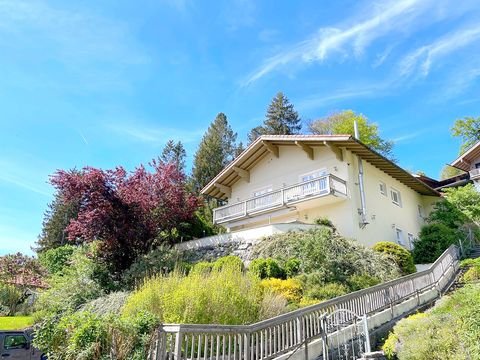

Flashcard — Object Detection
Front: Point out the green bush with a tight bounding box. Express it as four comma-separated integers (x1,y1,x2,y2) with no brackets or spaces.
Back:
212,255,244,271
122,245,182,288
122,263,264,325
248,258,285,279
383,284,480,359
314,217,335,229
284,258,301,278
35,244,104,317
190,261,213,275
253,228,400,283
346,274,381,291
412,223,458,263
373,242,416,275
462,266,480,283
39,245,76,275
304,283,348,301
0,284,23,316
33,310,159,360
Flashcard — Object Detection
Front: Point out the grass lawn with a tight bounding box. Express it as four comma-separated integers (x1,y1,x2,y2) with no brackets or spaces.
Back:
0,316,34,330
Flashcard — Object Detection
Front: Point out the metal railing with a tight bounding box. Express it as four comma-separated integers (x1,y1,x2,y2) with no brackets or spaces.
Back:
149,245,459,360
213,175,347,224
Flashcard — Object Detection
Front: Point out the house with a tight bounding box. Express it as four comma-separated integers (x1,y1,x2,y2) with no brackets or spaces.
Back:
201,135,440,249
449,141,480,192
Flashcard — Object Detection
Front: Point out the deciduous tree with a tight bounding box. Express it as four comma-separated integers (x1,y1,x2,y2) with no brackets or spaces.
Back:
49,161,199,274
308,110,395,160
451,116,480,154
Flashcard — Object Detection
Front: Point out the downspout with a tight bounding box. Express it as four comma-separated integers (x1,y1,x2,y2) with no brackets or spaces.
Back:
354,121,369,228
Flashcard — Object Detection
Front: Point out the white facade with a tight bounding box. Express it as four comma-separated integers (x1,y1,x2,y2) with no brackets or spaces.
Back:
204,137,440,249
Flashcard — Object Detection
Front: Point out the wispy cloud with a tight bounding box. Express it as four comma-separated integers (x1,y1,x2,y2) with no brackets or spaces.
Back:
0,0,149,91
0,159,51,197
392,131,424,143
107,122,204,145
399,26,480,78
242,0,433,86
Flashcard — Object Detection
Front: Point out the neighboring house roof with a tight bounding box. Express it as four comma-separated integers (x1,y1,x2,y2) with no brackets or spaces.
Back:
201,135,440,199
450,141,480,171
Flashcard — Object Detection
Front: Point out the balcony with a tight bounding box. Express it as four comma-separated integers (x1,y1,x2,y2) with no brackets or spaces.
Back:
470,168,480,180
213,174,347,224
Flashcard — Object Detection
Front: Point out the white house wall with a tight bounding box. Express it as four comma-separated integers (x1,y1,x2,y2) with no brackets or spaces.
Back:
225,144,438,248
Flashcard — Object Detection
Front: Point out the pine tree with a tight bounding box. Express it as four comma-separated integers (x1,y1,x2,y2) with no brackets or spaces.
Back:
160,140,186,172
248,92,301,143
191,113,238,192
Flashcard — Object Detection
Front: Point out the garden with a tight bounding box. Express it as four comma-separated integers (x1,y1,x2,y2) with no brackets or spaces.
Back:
1,151,479,359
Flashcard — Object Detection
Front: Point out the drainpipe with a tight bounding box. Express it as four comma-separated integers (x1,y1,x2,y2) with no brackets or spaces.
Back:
354,121,369,228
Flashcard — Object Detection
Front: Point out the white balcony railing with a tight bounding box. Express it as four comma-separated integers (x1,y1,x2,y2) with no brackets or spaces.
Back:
213,174,347,224
470,168,480,179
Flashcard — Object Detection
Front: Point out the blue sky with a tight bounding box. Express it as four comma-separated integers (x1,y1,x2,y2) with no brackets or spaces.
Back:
1,0,480,255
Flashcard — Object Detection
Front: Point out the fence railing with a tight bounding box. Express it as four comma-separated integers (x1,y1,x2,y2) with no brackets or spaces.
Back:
213,175,347,224
150,245,459,360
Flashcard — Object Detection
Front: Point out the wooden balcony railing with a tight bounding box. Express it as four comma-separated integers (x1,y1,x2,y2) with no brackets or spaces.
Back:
469,168,480,179
213,175,347,224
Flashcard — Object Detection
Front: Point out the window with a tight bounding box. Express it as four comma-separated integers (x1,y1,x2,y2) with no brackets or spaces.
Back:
407,233,415,250
395,228,404,245
475,162,480,169
253,186,272,197
379,181,387,196
391,188,402,206
4,335,28,350
299,168,328,182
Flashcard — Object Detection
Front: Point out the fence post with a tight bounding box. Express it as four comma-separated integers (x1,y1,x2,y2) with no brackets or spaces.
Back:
156,329,167,360
174,330,183,360
243,332,251,360
320,315,328,360
362,314,371,354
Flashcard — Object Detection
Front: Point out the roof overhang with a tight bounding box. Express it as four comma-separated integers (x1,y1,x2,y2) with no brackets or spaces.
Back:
201,135,440,199
450,141,480,171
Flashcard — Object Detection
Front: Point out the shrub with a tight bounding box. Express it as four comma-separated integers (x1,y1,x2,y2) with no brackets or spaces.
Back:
122,263,263,325
462,266,480,283
258,291,288,319
190,261,213,275
39,245,76,275
122,245,182,288
284,258,301,278
35,244,104,317
248,258,285,279
33,310,159,360
0,284,23,316
212,255,244,271
260,278,302,303
252,228,400,283
412,223,458,263
81,292,130,316
304,282,348,301
383,284,480,359
314,217,335,229
346,274,381,291
373,242,416,275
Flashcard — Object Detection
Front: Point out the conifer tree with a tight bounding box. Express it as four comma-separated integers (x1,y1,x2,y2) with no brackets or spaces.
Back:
160,139,186,172
192,113,238,192
248,92,301,143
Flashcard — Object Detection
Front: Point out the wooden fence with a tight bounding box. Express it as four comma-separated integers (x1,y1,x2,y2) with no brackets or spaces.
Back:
150,245,459,360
